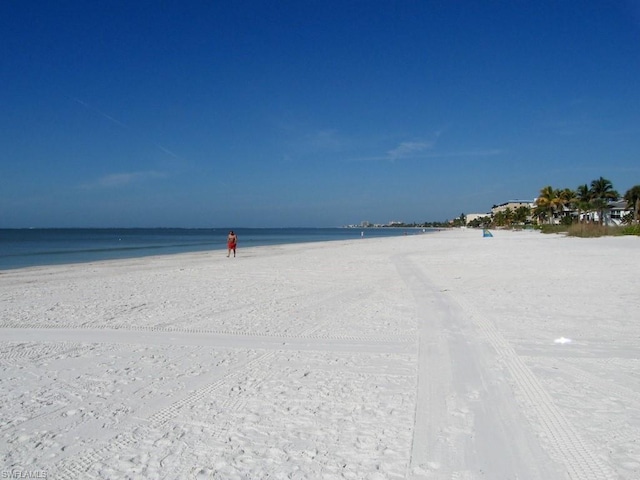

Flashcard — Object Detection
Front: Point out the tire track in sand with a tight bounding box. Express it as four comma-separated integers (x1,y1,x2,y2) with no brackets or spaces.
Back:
393,256,456,479
451,293,617,480
395,251,617,480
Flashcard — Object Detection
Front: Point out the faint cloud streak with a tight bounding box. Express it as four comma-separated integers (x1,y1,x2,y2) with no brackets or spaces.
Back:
81,170,168,189
68,96,183,160
351,144,503,162
386,141,434,160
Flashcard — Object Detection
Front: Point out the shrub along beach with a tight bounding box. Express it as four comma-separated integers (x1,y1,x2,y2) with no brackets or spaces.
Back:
470,178,640,237
1,229,639,479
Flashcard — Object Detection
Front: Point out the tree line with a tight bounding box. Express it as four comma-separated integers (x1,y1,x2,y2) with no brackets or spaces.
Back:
467,177,640,228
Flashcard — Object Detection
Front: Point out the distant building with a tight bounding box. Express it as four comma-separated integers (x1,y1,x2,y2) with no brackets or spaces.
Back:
491,201,534,215
465,213,490,225
609,200,632,225
525,197,631,225
583,200,632,226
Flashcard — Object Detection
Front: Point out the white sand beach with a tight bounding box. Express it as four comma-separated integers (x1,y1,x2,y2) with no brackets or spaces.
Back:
1,229,639,479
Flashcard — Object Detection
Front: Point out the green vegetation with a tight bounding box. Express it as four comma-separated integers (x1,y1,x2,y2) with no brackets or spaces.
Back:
621,224,640,236
385,180,639,238
624,185,640,225
531,178,639,237
467,216,492,229
567,224,623,237
461,177,639,237
538,223,639,237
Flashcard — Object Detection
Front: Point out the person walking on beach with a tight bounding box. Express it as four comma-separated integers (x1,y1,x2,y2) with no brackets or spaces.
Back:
227,231,237,257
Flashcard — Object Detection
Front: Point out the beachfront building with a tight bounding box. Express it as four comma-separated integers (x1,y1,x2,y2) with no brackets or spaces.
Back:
465,213,491,225
491,200,535,226
608,199,632,225
491,201,535,215
581,199,632,225
534,199,633,225
491,195,633,226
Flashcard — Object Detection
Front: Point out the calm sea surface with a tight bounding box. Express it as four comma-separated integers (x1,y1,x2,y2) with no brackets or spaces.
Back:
0,228,434,270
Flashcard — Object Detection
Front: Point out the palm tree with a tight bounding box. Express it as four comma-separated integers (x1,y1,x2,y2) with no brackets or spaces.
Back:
503,207,514,227
589,177,619,225
493,210,506,227
535,186,561,224
624,185,640,224
575,184,593,223
514,205,531,225
532,204,548,225
557,188,577,223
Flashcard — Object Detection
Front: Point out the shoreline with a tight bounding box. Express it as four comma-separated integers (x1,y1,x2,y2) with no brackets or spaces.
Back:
1,229,639,478
0,227,434,272
0,232,407,274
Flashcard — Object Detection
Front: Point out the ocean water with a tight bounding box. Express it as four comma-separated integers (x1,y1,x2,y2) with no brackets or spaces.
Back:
0,228,434,270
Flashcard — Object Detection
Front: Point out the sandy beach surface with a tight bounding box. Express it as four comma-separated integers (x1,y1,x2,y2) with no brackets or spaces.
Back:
1,228,639,480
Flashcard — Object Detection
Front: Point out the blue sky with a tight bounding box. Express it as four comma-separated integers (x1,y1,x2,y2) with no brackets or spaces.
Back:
2,1,640,227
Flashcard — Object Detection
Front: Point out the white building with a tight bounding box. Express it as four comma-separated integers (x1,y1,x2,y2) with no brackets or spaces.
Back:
491,200,535,215
465,213,490,225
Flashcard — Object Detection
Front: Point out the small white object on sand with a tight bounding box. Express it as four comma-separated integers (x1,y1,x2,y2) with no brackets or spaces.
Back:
554,337,572,344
